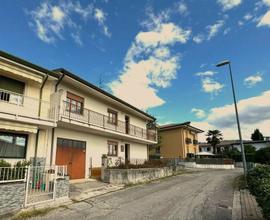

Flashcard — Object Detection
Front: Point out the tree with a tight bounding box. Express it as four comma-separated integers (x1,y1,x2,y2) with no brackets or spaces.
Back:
251,129,264,141
255,146,270,164
206,130,223,154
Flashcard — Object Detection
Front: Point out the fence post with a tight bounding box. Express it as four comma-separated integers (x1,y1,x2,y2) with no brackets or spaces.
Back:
53,166,57,201
24,166,31,207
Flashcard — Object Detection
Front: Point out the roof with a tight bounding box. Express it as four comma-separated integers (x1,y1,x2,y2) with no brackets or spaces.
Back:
0,50,58,78
159,121,204,133
52,68,156,121
199,140,270,147
0,50,155,121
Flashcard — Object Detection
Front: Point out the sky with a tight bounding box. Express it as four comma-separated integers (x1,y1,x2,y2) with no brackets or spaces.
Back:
0,0,269,141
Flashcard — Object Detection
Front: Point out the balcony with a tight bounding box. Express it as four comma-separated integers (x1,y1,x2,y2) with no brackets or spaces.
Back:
59,101,157,142
0,89,56,126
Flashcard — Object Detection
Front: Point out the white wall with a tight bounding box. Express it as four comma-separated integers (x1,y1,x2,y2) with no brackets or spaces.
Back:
58,83,148,128
53,127,148,178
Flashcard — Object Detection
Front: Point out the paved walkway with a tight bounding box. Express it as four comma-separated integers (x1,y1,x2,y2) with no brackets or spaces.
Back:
70,179,124,201
240,189,264,220
31,169,241,220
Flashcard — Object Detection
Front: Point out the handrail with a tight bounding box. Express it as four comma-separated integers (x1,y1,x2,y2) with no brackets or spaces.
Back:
61,100,157,141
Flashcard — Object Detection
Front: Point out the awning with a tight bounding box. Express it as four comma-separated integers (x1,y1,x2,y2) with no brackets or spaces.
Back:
196,152,215,156
0,120,38,133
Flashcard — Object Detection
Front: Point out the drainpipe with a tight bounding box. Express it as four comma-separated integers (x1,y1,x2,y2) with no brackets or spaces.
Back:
33,75,48,166
38,75,49,117
50,72,65,165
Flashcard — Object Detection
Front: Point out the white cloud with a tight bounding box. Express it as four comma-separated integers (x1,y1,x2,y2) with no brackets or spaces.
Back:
193,90,270,141
191,108,207,119
257,10,270,27
108,12,191,110
195,71,216,77
244,73,263,87
201,77,224,95
263,0,270,7
207,20,224,40
94,8,111,37
193,35,204,44
244,13,253,21
176,1,188,15
28,1,110,44
217,0,242,11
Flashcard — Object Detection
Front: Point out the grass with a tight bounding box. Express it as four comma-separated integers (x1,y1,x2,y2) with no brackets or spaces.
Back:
11,205,70,220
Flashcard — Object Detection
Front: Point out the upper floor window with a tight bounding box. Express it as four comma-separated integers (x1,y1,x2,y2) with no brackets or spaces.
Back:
0,132,27,158
107,109,118,125
66,92,84,115
0,76,25,105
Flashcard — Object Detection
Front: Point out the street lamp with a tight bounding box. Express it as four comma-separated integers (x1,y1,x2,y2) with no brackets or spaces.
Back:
216,60,248,176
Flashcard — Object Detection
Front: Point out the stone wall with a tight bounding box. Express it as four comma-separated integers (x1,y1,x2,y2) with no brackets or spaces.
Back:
0,182,25,217
55,177,69,198
102,166,184,184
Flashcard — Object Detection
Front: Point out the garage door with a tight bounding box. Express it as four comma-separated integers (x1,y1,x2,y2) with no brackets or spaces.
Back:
56,138,86,179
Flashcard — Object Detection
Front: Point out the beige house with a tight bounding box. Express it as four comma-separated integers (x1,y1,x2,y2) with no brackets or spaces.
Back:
0,50,157,179
156,122,203,159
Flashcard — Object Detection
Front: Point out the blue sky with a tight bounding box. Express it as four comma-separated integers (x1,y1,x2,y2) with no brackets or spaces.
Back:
0,0,270,140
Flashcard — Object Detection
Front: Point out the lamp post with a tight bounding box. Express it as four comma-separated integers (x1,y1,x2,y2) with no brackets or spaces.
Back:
216,60,247,176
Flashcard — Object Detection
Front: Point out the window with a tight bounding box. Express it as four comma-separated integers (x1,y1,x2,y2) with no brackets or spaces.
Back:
0,132,27,158
193,139,198,145
66,92,84,114
57,138,86,149
108,141,118,156
107,109,118,125
185,138,192,144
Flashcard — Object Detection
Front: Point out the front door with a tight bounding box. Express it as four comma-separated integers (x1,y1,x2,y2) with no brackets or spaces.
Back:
125,144,130,162
56,138,86,179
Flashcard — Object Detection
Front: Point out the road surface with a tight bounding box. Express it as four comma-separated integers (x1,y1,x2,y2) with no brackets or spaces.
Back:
33,169,241,220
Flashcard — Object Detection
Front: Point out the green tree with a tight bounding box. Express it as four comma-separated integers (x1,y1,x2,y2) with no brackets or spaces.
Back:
251,129,264,141
206,130,223,154
255,146,270,164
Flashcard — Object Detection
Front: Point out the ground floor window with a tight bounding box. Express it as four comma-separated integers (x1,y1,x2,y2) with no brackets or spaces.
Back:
108,141,118,156
0,132,27,158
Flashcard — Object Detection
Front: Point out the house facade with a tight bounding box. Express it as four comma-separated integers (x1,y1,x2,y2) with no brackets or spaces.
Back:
0,51,157,179
151,122,203,159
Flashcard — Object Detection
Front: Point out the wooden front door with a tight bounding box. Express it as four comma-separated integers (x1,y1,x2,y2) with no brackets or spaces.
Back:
56,138,86,180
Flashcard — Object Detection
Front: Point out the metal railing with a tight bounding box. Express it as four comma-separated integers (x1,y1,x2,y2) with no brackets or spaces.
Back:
0,89,56,122
0,166,28,183
60,101,157,141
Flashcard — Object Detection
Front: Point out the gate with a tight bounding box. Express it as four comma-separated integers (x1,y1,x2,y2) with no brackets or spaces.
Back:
25,165,67,206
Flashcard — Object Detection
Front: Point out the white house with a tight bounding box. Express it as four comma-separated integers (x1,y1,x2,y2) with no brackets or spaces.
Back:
0,50,157,179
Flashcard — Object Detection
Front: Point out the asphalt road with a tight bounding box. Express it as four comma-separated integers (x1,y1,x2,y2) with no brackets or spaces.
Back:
33,169,241,220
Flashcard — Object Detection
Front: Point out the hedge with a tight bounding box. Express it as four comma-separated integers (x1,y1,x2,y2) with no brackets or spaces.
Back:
247,165,270,219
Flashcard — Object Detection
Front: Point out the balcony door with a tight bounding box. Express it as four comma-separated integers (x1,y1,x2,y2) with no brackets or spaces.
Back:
125,116,130,134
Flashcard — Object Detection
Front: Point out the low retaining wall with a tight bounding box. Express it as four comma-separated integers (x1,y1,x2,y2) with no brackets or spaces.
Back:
179,162,235,169
102,166,184,184
0,182,25,216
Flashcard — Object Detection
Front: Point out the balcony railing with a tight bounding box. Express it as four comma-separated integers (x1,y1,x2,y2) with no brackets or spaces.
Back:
0,89,56,122
60,101,157,142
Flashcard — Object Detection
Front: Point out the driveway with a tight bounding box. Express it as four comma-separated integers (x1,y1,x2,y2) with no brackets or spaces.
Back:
33,169,241,220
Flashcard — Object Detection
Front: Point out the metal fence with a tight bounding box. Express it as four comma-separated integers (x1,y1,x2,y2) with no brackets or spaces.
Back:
25,165,67,206
0,166,28,183
61,101,157,141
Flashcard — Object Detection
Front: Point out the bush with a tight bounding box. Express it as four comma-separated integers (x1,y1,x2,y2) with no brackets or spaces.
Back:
0,159,11,167
110,159,168,169
247,165,270,219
